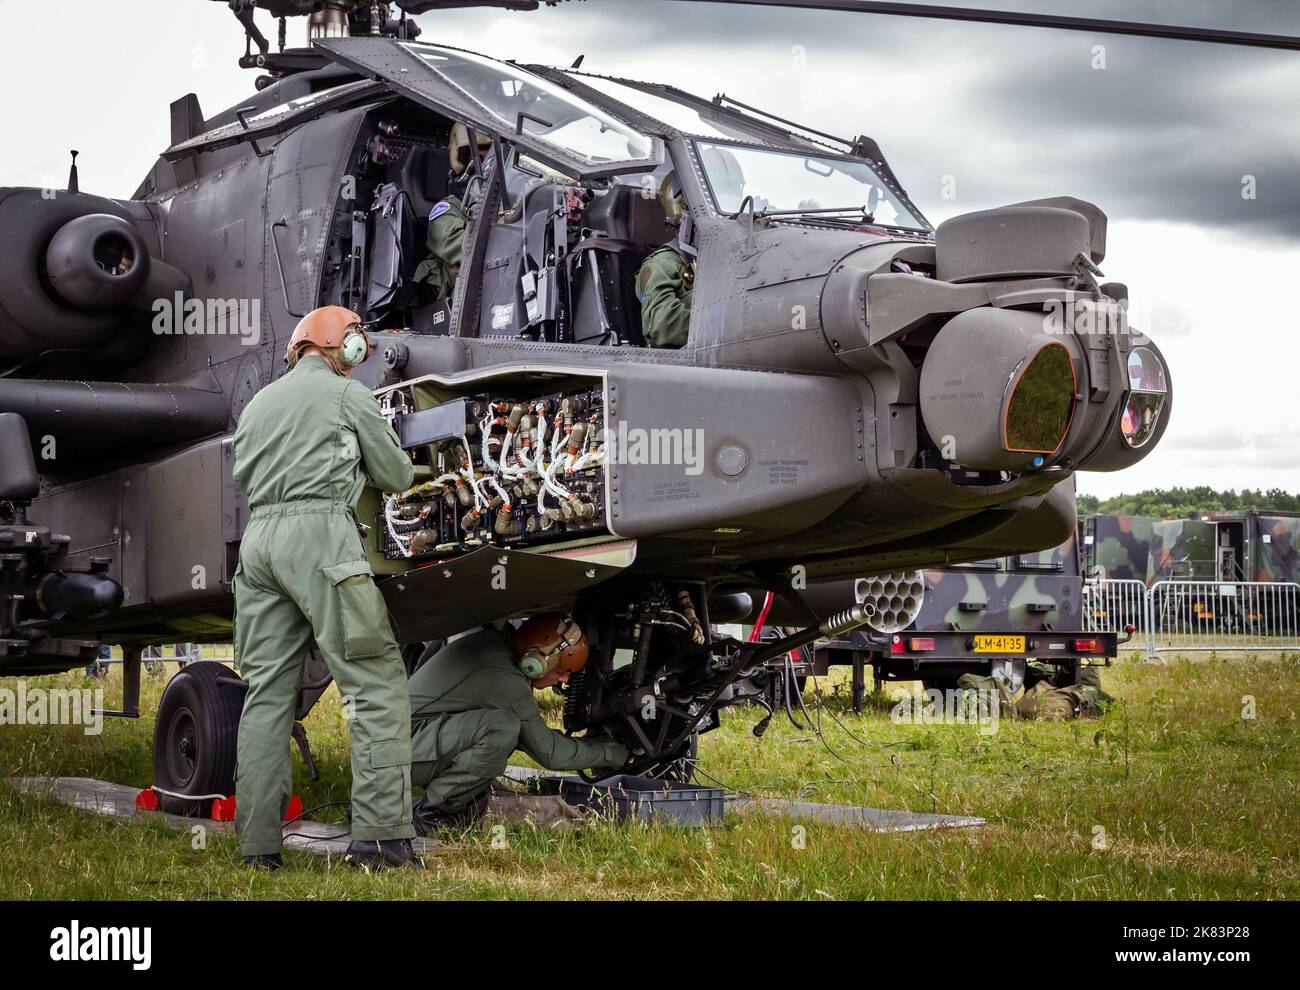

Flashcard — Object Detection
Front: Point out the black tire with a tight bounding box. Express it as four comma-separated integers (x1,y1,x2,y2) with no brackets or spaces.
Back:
152,661,243,816
402,640,444,678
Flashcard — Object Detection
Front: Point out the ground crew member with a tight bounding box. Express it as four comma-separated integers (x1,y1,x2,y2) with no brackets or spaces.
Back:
406,613,630,832
413,123,493,299
636,173,694,349
232,306,419,872
1015,661,1113,720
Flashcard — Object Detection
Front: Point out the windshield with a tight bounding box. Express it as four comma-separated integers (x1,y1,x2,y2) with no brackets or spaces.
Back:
696,142,928,230
402,45,655,166
564,73,781,143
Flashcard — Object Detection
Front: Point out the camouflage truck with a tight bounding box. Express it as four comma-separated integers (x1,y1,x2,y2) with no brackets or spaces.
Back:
1079,513,1167,628
1084,509,1299,633
1185,510,1300,584
1084,510,1300,585
1081,514,1161,581
799,514,1122,712
1149,518,1218,580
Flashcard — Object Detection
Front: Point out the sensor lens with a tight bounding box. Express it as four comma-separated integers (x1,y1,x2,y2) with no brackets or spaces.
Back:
1120,346,1168,449
1004,343,1075,454
1120,393,1164,449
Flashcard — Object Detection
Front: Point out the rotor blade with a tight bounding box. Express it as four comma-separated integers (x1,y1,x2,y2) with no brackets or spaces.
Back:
396,1,540,11
670,1,1300,52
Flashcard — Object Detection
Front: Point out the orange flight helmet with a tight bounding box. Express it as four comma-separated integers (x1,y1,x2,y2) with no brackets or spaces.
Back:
513,613,589,680
288,306,371,366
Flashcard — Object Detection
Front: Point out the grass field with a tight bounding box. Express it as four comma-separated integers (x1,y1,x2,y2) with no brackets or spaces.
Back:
1,651,1296,900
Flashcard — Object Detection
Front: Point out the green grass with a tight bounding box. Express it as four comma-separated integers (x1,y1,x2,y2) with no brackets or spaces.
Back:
1,652,1296,900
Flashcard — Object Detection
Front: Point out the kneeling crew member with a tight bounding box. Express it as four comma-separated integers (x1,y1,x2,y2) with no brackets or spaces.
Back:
233,306,420,872
408,614,630,831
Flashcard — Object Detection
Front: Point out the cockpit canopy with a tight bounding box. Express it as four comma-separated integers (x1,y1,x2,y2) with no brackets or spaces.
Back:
290,38,928,230
403,45,656,168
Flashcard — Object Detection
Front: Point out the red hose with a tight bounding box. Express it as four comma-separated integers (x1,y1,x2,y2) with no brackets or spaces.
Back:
748,591,775,643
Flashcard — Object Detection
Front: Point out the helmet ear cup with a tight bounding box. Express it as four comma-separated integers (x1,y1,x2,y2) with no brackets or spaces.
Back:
341,328,369,367
519,651,547,680
514,613,587,680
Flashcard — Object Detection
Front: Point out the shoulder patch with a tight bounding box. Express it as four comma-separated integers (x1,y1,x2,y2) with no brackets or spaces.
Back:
429,201,452,222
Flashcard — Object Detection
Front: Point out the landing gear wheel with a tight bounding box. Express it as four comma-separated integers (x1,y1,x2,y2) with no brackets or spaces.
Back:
402,640,444,677
152,661,243,816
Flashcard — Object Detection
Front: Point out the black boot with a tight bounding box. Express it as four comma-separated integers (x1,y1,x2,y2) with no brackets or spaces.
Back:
412,797,461,837
457,788,492,827
243,853,283,871
343,838,426,871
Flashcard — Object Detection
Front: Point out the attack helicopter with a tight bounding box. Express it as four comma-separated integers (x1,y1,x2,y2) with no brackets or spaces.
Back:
6,0,1284,800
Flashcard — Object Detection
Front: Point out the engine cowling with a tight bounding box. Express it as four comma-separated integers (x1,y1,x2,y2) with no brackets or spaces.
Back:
45,213,151,312
0,188,187,369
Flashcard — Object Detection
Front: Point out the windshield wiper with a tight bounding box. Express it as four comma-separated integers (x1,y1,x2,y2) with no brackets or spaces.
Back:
756,205,872,220
764,211,933,237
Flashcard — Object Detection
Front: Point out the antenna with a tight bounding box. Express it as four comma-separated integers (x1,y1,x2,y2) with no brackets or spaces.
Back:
67,151,79,195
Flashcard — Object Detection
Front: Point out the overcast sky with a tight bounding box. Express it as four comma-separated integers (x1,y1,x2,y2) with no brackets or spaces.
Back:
2,0,1297,499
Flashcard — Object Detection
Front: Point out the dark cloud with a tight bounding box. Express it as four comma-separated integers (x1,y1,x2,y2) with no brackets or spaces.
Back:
433,0,1300,240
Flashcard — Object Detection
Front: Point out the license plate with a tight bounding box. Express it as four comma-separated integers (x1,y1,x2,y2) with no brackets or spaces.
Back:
972,635,1025,654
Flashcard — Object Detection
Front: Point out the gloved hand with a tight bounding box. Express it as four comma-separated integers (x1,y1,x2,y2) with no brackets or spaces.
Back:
602,742,631,769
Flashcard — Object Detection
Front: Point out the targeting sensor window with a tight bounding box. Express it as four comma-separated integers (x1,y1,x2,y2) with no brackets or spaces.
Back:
1120,346,1168,449
1003,342,1077,454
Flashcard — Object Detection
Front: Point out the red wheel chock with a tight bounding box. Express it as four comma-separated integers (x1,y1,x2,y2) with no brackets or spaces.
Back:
135,788,303,823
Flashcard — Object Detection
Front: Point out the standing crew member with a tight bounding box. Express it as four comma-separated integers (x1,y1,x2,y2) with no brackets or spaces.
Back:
406,614,630,832
233,306,420,871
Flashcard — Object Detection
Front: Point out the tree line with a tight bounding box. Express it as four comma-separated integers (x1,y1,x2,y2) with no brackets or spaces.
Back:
1077,487,1300,518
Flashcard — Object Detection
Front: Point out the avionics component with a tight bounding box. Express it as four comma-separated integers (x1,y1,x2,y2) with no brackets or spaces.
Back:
1003,342,1076,454
382,384,608,558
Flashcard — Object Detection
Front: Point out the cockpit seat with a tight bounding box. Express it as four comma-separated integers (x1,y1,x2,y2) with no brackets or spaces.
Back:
583,182,674,247
568,183,676,346
367,183,419,314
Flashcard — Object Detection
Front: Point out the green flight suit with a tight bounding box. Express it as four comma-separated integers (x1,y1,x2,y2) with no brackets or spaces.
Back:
955,672,1018,719
412,196,467,298
407,628,629,812
1024,660,1112,717
636,244,693,349
1016,681,1089,721
232,354,416,856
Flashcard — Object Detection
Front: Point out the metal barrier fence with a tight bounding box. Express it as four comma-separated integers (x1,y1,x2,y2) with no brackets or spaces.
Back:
1147,580,1300,658
1083,578,1150,641
87,644,235,675
1084,578,1300,659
